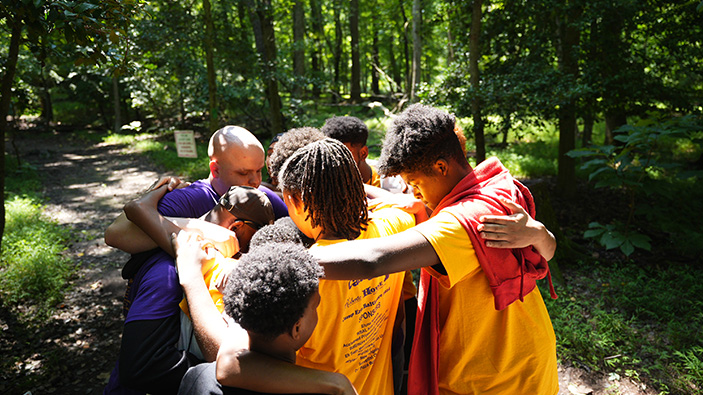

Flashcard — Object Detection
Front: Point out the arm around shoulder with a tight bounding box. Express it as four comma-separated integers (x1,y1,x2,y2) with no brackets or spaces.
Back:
104,212,159,254
216,343,357,395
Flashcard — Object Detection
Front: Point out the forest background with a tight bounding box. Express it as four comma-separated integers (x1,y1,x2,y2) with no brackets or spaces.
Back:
1,0,702,394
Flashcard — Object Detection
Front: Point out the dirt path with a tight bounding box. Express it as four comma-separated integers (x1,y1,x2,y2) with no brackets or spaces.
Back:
2,129,656,395
2,130,160,394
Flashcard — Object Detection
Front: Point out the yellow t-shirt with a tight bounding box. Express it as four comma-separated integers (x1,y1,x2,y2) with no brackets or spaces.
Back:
368,164,381,188
179,252,235,316
297,206,415,395
412,208,559,395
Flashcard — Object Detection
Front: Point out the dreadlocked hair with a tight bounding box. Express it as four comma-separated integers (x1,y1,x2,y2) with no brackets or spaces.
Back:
268,127,326,181
279,138,368,241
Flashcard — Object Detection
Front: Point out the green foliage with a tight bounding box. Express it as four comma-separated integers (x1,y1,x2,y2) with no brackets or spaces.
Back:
567,114,703,255
583,221,651,257
103,130,210,181
1,196,73,314
674,346,703,392
544,260,703,393
1,158,74,317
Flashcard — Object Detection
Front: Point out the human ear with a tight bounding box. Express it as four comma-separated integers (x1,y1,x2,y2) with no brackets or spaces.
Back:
290,319,303,340
360,145,369,161
209,159,220,178
284,193,303,213
433,159,449,176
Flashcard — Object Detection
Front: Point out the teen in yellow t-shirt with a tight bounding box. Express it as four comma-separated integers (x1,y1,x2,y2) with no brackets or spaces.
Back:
280,139,414,395
310,104,559,395
412,208,558,394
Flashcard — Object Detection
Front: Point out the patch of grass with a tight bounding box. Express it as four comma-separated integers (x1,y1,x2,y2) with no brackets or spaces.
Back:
1,159,74,318
103,131,210,181
133,138,210,181
542,260,703,394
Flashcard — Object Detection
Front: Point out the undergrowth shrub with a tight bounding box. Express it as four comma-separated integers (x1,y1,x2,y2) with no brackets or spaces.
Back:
1,161,74,317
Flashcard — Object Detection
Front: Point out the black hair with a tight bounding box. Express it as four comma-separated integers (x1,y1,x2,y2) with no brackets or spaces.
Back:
377,104,464,176
321,116,369,146
268,127,326,181
223,242,323,340
279,138,368,240
249,216,314,249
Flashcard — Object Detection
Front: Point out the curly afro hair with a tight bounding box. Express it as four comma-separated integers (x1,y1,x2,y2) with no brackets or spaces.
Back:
378,104,464,176
268,127,326,181
223,242,323,339
249,216,314,249
279,138,368,241
321,116,369,146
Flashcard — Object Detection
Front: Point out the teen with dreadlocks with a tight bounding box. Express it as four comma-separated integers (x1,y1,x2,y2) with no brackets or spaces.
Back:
307,104,558,395
214,138,416,395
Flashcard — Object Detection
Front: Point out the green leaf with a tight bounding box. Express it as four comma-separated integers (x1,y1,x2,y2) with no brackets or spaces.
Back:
566,149,598,158
620,240,635,256
74,3,98,14
601,231,623,250
588,166,612,182
584,229,605,239
629,233,652,251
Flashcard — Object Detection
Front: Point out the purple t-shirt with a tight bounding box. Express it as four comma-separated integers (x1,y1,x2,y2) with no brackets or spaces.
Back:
125,180,220,322
124,250,181,323
124,180,286,322
158,179,220,218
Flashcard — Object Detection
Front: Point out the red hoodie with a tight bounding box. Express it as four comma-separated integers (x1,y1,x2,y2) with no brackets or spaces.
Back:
408,157,557,395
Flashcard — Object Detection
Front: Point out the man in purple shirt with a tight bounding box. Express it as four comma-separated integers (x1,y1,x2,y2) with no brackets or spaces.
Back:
104,126,286,394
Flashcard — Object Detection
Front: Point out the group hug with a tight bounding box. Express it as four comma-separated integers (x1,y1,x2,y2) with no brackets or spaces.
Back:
103,103,559,395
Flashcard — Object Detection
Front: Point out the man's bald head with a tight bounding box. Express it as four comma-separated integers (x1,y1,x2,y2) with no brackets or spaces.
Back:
208,126,263,159
208,126,265,196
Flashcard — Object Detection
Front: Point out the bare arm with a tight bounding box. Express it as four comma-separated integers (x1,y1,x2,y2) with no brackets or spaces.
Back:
104,176,187,254
477,199,557,261
216,340,357,395
311,229,440,280
172,231,228,362
123,185,182,257
104,212,160,253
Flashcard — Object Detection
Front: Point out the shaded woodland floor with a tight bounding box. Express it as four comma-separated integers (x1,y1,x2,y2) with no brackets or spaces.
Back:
0,129,659,394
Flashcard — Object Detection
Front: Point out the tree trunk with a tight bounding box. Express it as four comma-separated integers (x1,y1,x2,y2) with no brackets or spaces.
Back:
38,39,53,125
556,2,580,197
469,0,485,163
410,0,422,101
113,75,121,132
309,0,324,98
349,0,361,102
581,111,594,146
398,0,411,97
0,20,23,251
388,33,401,92
293,0,306,98
333,0,343,101
247,0,285,136
203,0,218,132
605,112,627,145
371,28,380,95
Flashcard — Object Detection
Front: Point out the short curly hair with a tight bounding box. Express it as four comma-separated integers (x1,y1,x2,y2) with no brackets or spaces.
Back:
249,216,314,249
378,104,464,176
268,127,326,181
279,138,368,241
223,242,323,339
321,116,369,146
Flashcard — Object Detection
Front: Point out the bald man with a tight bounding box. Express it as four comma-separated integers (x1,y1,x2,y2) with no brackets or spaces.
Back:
105,126,286,254
103,126,285,394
